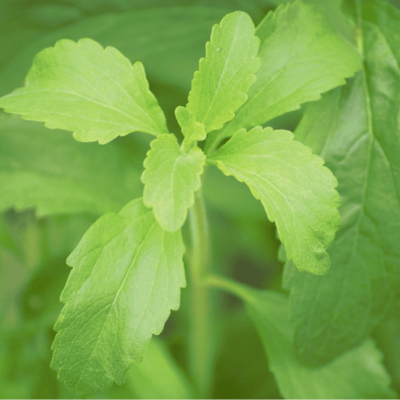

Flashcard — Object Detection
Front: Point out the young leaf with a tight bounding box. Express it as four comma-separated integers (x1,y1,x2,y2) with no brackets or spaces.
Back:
284,17,400,366
213,1,361,142
142,134,206,232
126,338,194,399
175,106,206,150
186,11,260,133
51,198,186,395
0,38,167,144
0,115,142,216
208,127,340,275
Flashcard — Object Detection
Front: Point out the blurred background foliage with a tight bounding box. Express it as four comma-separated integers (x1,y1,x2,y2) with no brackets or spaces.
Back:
0,0,399,399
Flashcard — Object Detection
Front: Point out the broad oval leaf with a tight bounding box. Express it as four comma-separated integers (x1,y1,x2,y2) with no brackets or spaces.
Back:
0,38,167,144
284,14,400,366
208,126,340,275
51,198,186,395
0,115,141,216
186,11,260,133
142,134,206,232
213,1,361,142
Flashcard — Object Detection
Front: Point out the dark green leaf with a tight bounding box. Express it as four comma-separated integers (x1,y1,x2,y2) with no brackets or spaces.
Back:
0,115,141,216
284,12,400,365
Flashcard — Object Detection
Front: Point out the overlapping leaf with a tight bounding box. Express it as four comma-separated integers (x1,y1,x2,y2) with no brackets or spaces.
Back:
284,6,400,366
126,338,194,399
210,1,361,145
241,288,396,399
186,11,260,133
51,198,186,394
175,106,206,150
142,134,206,231
0,115,141,216
0,8,233,97
0,38,167,144
208,126,340,275
205,276,396,399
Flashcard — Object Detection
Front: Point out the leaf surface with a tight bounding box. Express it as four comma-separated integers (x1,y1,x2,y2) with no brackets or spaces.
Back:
0,8,230,96
186,11,260,133
0,38,167,144
284,14,400,365
0,115,141,216
214,1,361,142
51,198,185,395
126,338,194,399
175,106,206,150
234,287,396,399
208,126,340,275
142,134,205,231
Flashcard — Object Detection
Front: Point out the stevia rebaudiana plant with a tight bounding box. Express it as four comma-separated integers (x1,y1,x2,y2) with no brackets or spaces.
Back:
0,0,399,399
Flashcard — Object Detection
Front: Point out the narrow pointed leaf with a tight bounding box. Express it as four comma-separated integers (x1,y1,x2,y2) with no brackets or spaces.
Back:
284,15,400,366
208,127,340,275
0,115,141,216
142,134,205,232
216,1,361,141
51,198,185,395
186,11,260,133
0,38,167,144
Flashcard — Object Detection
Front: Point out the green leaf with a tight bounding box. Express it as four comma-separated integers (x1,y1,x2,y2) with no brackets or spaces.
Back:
284,12,400,366
125,338,194,399
0,115,141,216
211,309,281,399
205,276,396,399
186,11,260,133
0,8,230,96
0,38,167,144
242,288,396,399
175,106,206,150
0,216,19,254
51,198,186,395
214,1,361,141
208,126,340,275
142,134,206,232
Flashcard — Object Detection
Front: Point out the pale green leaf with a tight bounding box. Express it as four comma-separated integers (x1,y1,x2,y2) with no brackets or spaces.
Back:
283,16,400,366
142,134,205,232
51,198,185,395
126,338,194,399
186,11,260,133
0,8,232,97
0,115,141,216
213,1,361,142
175,106,206,151
0,38,167,144
208,126,340,275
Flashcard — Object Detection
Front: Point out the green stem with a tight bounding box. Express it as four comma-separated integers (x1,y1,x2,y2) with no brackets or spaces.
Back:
202,273,252,303
188,189,213,398
204,131,223,156
354,0,364,54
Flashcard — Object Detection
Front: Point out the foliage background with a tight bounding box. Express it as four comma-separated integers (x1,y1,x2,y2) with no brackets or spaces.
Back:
0,0,399,399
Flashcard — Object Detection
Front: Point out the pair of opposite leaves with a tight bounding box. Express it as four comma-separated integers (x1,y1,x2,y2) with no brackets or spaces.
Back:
0,4,360,394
